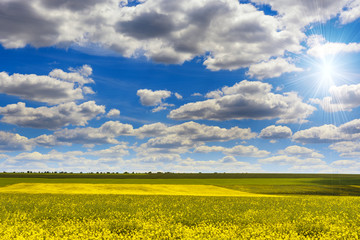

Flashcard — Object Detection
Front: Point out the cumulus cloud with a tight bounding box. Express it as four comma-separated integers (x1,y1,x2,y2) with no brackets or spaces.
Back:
169,80,315,124
137,89,173,112
289,164,332,172
134,122,168,139
0,1,60,49
52,121,133,145
292,119,360,144
278,145,324,158
135,121,256,155
7,150,83,163
106,109,120,118
49,65,94,85
4,149,260,173
10,144,130,163
307,36,360,58
0,101,105,129
33,134,58,147
259,125,292,139
165,157,262,173
2,147,130,173
137,89,172,106
331,160,360,170
293,124,348,144
0,131,34,152
310,83,360,112
329,141,360,157
194,144,270,157
340,0,360,24
252,0,348,29
258,155,326,166
137,135,196,154
135,121,256,141
0,0,306,71
32,120,254,150
87,143,130,158
0,65,94,104
3,0,355,75
247,58,303,80
174,92,183,99
151,103,174,113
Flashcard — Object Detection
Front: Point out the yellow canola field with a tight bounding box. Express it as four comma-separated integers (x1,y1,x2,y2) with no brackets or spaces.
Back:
0,183,276,197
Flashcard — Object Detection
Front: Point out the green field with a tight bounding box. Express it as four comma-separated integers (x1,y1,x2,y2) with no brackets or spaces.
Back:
1,173,360,239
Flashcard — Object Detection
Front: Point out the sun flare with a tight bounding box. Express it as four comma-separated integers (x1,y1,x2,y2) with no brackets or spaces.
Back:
320,60,335,82
314,57,339,88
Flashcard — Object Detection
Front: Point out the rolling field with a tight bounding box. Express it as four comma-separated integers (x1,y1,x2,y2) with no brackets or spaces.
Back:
1,173,360,239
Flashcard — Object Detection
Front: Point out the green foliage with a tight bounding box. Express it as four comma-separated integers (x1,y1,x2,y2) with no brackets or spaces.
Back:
222,184,360,196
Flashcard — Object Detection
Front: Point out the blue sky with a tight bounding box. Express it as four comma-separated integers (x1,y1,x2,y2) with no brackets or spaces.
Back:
1,0,360,173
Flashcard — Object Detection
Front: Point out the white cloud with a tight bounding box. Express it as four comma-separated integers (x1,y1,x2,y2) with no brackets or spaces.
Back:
307,38,360,58
247,58,303,80
292,119,360,144
174,92,183,99
169,80,315,124
137,89,173,112
339,119,360,134
49,65,94,85
259,125,292,139
0,101,105,129
310,83,360,112
194,144,270,157
331,159,359,167
135,121,256,141
205,89,223,99
166,157,262,173
133,153,184,164
259,155,326,166
340,0,360,24
135,121,256,155
220,156,237,163
0,131,34,152
151,103,174,113
329,141,360,157
3,0,355,75
106,109,120,118
32,120,254,150
9,151,79,162
82,86,95,95
87,143,130,158
0,150,260,173
134,122,168,139
289,164,332,172
0,0,305,71
137,89,172,106
2,148,129,173
224,145,270,157
292,124,348,144
137,135,196,154
252,0,348,29
53,121,133,145
33,134,58,147
0,66,94,104
278,145,324,158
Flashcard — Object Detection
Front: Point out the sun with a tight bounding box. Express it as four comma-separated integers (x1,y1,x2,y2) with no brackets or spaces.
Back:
314,57,338,88
319,59,336,83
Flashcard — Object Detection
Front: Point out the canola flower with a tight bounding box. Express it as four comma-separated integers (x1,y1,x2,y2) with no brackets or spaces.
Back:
0,186,360,239
0,183,277,197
